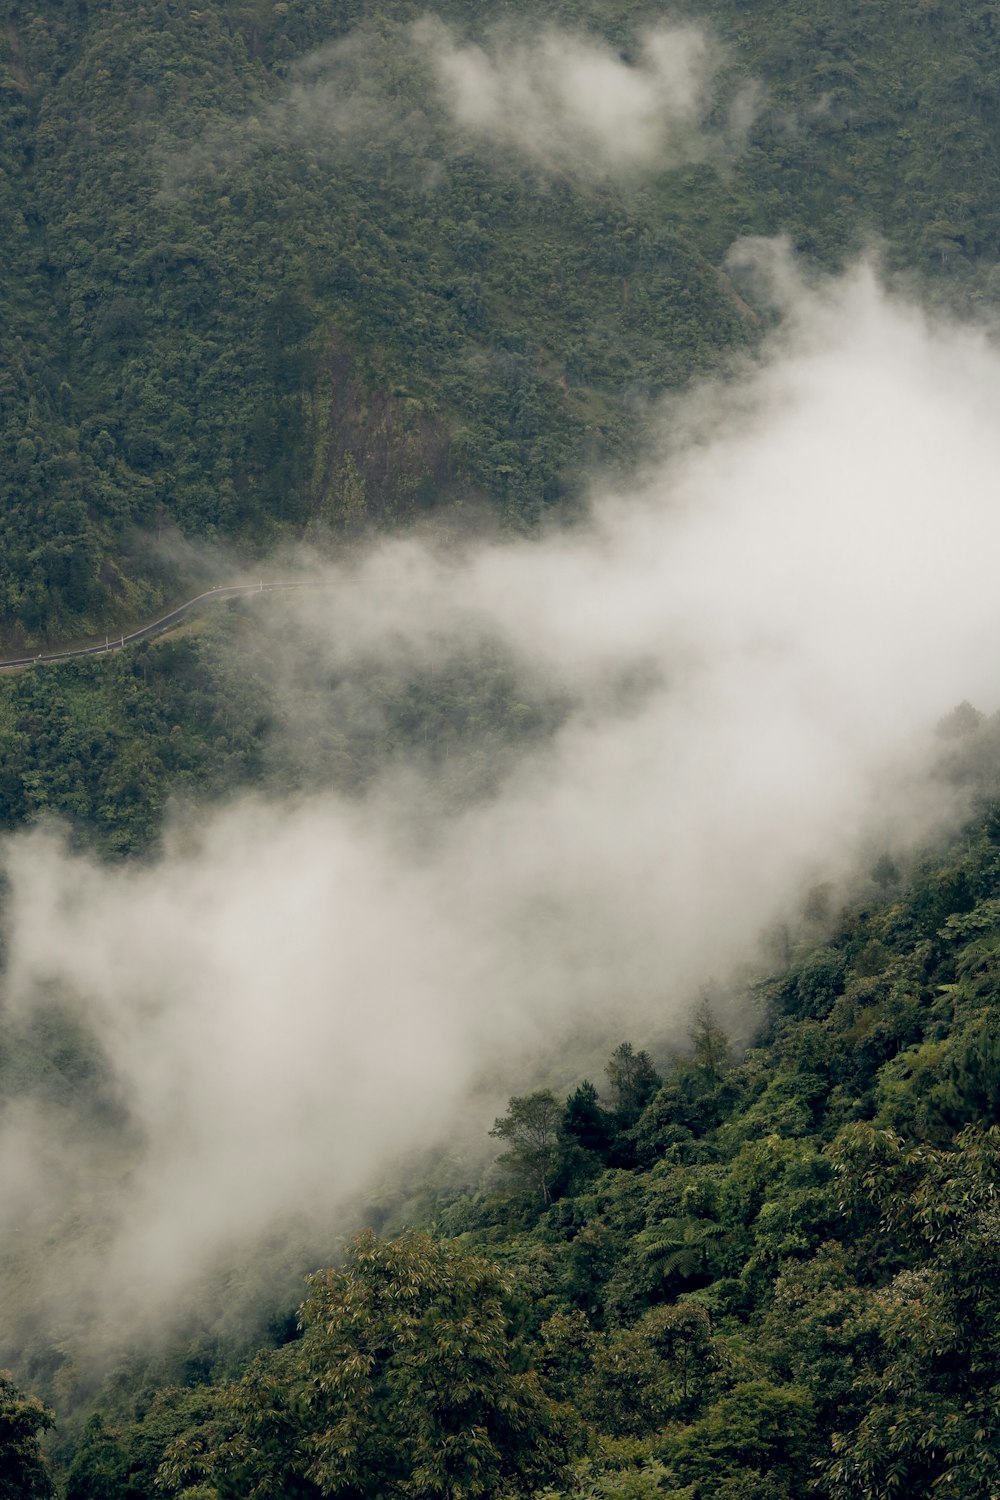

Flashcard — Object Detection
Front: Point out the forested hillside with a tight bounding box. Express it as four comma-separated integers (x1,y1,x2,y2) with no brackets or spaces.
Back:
6,0,1000,1495
2,0,1000,642
10,716,1000,1498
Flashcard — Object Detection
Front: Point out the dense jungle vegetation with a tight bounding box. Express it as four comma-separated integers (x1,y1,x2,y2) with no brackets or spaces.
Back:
6,0,1000,1494
2,0,1000,850
9,711,1000,1498
2,0,1000,645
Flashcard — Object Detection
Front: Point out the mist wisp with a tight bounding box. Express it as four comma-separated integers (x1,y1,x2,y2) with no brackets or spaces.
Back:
4,247,1000,1370
165,14,741,191
413,17,727,177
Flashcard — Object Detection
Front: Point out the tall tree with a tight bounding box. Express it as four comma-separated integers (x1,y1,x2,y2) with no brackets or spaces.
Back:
491,1089,562,1204
562,1080,614,1158
606,1043,662,1126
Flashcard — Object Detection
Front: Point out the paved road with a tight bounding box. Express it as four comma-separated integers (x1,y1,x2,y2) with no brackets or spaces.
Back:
0,581,311,671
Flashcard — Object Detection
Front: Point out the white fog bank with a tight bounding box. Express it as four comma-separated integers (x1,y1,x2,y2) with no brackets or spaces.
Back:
4,248,1000,1348
414,17,727,176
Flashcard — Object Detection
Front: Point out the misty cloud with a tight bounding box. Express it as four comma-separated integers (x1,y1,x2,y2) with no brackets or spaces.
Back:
5,247,1000,1361
167,15,741,191
413,18,725,177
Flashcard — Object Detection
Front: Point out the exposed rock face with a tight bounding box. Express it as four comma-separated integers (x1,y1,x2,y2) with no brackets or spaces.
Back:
309,335,454,532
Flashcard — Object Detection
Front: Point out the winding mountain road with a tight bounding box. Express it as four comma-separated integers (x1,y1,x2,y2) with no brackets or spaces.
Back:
0,580,312,671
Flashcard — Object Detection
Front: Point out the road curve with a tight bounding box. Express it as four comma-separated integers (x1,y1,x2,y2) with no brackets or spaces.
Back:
0,581,316,671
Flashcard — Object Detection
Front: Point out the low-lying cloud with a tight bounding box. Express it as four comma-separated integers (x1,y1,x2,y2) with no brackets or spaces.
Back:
5,246,1000,1370
414,18,725,176
169,15,740,192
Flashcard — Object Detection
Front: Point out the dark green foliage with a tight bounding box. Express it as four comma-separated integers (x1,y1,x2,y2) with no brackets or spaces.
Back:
62,1391,220,1500
0,0,753,643
0,594,571,855
558,1082,616,1191
9,1,1000,1493
632,1038,740,1163
823,1125,1000,1496
4,0,1000,645
35,797,1000,1500
3,0,1000,875
582,1304,714,1436
662,1379,813,1496
159,1230,569,1499
563,1082,614,1160
491,1090,563,1205
63,1416,128,1500
0,1372,53,1500
605,1043,662,1136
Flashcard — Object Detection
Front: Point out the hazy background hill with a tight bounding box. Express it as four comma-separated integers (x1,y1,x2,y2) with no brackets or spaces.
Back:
3,0,1000,643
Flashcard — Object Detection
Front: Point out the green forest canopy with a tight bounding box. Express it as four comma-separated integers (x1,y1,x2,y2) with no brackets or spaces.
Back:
11,765,1000,1499
5,0,1000,1493
2,0,1000,641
